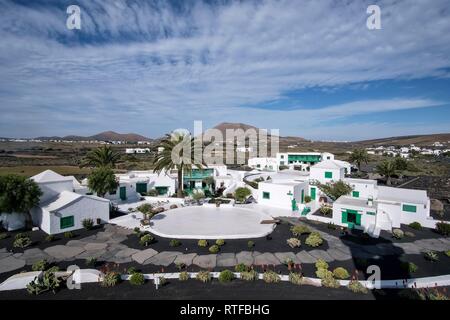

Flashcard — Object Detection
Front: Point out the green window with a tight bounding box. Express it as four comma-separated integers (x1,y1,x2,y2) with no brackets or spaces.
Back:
155,186,169,195
324,171,333,178
352,191,360,198
60,216,74,229
301,190,304,203
263,192,270,199
402,204,417,213
366,211,376,216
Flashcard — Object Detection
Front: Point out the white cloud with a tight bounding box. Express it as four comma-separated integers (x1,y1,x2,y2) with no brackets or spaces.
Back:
0,0,449,139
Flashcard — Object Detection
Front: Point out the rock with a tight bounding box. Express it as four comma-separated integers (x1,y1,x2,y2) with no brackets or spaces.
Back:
193,254,217,269
0,256,26,273
308,250,334,262
84,243,108,251
114,248,140,259
393,243,422,255
253,252,280,266
22,248,53,265
326,248,351,261
235,251,254,266
216,253,237,267
295,251,317,264
131,248,158,264
430,199,444,212
173,253,197,266
44,245,85,260
274,252,301,264
66,240,86,247
144,251,181,266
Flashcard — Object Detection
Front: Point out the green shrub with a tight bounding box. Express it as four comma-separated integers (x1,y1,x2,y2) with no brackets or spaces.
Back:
321,272,340,288
179,271,189,281
169,239,181,247
0,233,9,240
82,218,94,230
305,232,323,247
176,262,186,271
289,272,303,285
139,234,154,246
47,266,60,273
319,205,333,216
409,222,422,230
304,195,311,203
85,257,97,267
196,271,211,283
348,280,369,294
198,239,208,247
424,251,439,262
392,229,404,239
401,262,418,273
32,259,49,271
263,270,280,283
240,270,258,281
316,268,332,279
137,203,152,214
436,222,450,236
286,238,301,248
247,240,255,249
158,276,167,286
218,269,234,283
209,244,220,253
13,235,32,248
129,272,145,285
133,227,140,234
101,272,121,287
327,223,338,230
216,239,225,246
45,235,55,242
290,224,311,237
26,270,61,295
64,231,74,238
127,267,137,274
315,259,329,270
234,187,252,202
332,267,350,279
235,263,250,272
445,250,450,257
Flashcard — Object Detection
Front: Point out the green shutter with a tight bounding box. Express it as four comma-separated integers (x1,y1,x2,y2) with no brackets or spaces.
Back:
366,211,376,216
402,204,417,212
263,192,270,199
325,171,333,178
301,190,304,203
352,191,360,198
60,216,74,229
355,213,361,226
120,186,127,200
310,187,316,200
341,211,348,223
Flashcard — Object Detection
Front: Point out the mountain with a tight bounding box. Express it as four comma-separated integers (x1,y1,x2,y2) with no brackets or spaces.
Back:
355,133,450,146
36,131,152,142
212,122,262,136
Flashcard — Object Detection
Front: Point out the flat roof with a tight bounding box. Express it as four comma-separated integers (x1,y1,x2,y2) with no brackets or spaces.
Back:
334,196,377,209
378,186,428,205
344,178,378,185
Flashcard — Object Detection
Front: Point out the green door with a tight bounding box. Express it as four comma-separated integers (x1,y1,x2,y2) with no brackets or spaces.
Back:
342,209,361,229
310,187,316,200
155,186,169,195
120,186,127,200
301,190,304,203
136,183,147,194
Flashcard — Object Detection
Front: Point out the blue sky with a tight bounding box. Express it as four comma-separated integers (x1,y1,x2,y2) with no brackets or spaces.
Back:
0,0,449,141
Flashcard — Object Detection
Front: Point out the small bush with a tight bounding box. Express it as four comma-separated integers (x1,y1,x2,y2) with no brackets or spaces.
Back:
289,272,303,285
321,272,340,288
64,231,74,238
332,267,350,280
196,271,211,283
216,239,225,246
85,257,97,267
319,205,333,216
198,239,208,247
445,250,450,257
247,240,255,249
235,263,250,272
32,259,49,271
315,259,329,270
263,270,280,283
101,272,121,287
240,270,258,281
13,235,32,248
290,224,311,237
218,269,234,283
139,234,154,246
0,232,9,240
179,271,189,281
424,251,439,262
409,222,422,230
47,266,60,273
316,268,332,279
304,195,311,203
392,229,404,239
169,239,181,247
133,227,140,234
129,272,145,285
348,280,369,294
175,262,186,270
82,218,94,230
401,261,418,273
436,222,450,236
305,232,323,247
26,270,61,295
209,244,220,253
45,235,55,242
327,223,338,230
127,267,137,274
158,276,167,286
286,238,301,248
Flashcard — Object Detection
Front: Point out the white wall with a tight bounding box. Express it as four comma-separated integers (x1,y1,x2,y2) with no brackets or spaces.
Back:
310,167,345,184
258,181,308,210
344,179,378,199
38,180,74,203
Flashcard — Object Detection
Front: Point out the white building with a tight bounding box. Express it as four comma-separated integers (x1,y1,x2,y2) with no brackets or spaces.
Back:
277,152,334,171
309,160,346,184
247,157,278,171
125,148,150,154
258,180,309,211
29,170,110,235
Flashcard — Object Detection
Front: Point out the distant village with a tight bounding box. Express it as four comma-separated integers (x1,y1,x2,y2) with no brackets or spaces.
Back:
364,141,450,158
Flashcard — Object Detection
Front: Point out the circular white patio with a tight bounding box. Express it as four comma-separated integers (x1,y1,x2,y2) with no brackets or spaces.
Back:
147,206,276,239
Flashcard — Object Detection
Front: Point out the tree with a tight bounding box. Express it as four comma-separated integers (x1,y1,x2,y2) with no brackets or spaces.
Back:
317,180,352,201
376,159,397,186
87,167,119,197
393,157,408,171
349,148,369,172
234,187,252,203
0,174,42,223
153,132,204,198
81,146,120,168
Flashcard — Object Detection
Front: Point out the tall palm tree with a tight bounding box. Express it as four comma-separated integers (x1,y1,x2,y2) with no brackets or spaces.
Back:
81,145,120,168
376,159,396,186
153,132,204,198
349,148,369,172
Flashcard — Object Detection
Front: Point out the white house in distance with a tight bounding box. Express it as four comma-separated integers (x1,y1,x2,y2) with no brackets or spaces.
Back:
30,170,110,235
248,157,278,171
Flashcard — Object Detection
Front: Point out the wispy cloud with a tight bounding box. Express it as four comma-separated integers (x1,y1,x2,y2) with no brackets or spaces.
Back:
0,0,449,139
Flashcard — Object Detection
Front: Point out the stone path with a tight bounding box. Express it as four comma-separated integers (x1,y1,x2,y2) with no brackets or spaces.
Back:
1,223,449,274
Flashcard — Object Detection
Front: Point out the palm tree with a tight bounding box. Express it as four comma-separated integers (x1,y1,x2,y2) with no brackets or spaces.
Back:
376,159,397,186
81,145,120,168
152,132,204,198
349,148,370,172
